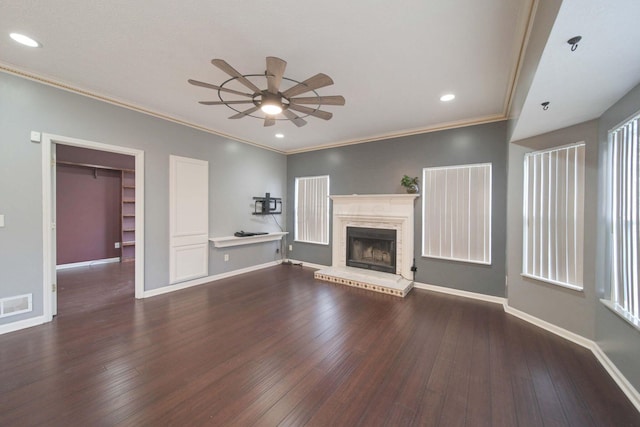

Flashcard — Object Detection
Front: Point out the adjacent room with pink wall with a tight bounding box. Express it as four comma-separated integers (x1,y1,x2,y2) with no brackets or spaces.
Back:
55,145,134,265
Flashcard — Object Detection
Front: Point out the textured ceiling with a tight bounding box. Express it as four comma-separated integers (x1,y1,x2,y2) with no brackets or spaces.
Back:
1,0,639,153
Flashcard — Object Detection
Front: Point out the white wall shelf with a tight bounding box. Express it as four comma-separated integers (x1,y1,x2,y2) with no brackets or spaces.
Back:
209,232,288,248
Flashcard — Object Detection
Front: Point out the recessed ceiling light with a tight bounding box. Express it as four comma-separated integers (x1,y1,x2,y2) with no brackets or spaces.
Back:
275,133,284,139
440,94,455,102
9,32,41,48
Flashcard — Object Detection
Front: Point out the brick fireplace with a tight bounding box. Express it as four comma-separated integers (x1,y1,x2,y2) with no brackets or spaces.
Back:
314,194,418,297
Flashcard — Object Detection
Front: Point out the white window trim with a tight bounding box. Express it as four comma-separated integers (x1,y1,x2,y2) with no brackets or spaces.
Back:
421,163,492,265
520,273,584,292
294,175,330,245
600,299,640,332
522,142,585,291
602,110,640,330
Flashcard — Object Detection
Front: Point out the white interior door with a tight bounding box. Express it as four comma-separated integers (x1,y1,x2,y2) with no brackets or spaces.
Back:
169,155,209,284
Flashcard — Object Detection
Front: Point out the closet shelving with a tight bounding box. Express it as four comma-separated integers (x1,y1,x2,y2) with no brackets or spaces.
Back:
120,169,136,262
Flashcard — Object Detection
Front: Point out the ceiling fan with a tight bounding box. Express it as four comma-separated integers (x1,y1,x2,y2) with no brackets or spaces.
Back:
188,56,345,127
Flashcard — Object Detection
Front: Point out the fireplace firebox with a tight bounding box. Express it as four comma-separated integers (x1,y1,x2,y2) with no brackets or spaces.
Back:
346,226,397,274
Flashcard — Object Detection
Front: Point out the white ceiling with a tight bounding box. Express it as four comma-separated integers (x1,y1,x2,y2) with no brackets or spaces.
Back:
510,0,640,141
1,0,639,153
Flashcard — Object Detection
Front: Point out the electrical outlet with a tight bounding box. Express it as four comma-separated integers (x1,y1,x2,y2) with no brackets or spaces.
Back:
224,254,229,262
115,242,121,249
289,245,293,251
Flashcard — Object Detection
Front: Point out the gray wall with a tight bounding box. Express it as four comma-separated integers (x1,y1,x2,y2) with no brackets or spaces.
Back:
0,71,286,325
596,82,640,390
287,121,508,297
507,120,599,340
506,81,640,392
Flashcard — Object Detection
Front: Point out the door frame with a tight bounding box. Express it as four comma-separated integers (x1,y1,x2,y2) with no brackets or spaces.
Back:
41,133,145,322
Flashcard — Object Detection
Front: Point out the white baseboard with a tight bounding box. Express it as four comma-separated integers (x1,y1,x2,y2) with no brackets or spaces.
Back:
591,344,640,413
0,315,46,335
413,281,507,305
143,260,282,298
410,281,639,411
503,304,594,349
286,259,329,270
57,257,120,270
503,303,640,412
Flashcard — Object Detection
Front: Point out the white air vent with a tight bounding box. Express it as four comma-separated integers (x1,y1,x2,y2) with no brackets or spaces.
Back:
0,294,32,318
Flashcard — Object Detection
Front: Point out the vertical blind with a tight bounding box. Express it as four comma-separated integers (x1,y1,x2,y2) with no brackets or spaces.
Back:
422,163,491,264
610,114,640,323
294,175,330,245
522,143,585,289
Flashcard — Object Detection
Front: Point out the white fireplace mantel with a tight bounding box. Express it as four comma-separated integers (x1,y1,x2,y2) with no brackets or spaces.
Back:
330,194,418,279
315,194,419,296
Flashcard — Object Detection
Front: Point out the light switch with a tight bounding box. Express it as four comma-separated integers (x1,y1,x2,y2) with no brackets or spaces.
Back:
30,131,41,143
0,214,4,227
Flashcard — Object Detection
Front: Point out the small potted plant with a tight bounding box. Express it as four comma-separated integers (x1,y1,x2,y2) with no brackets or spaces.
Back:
401,175,419,193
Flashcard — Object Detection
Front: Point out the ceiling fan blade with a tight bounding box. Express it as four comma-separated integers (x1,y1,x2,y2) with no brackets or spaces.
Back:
266,56,287,94
282,109,307,127
188,79,253,97
288,104,333,120
264,117,276,127
282,73,334,98
198,100,254,105
229,106,260,119
289,95,346,106
211,59,262,93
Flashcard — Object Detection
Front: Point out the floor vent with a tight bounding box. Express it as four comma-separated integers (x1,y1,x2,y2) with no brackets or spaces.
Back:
0,294,33,318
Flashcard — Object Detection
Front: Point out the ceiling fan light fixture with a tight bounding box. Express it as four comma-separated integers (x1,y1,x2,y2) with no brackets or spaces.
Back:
260,92,283,115
261,103,283,115
190,56,344,127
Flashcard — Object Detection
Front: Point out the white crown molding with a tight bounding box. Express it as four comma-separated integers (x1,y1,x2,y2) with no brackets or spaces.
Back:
0,64,509,156
0,63,284,155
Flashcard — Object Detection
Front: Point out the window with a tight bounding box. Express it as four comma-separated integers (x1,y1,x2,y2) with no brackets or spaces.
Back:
522,143,585,290
422,163,491,264
294,175,330,245
607,112,640,328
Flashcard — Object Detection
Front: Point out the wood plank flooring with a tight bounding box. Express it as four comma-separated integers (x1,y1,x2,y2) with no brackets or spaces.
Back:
1,264,638,426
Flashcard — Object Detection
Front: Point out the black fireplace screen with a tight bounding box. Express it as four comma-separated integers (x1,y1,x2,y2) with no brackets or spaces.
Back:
346,227,397,274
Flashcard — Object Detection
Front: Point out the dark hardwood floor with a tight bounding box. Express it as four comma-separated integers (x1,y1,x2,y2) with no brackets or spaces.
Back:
56,261,135,315
0,264,638,426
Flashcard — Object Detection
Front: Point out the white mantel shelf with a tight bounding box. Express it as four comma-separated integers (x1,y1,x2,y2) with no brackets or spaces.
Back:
209,232,288,248
330,194,419,200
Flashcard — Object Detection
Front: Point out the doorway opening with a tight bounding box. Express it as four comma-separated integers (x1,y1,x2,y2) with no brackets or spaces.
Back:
41,133,144,321
55,145,135,316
